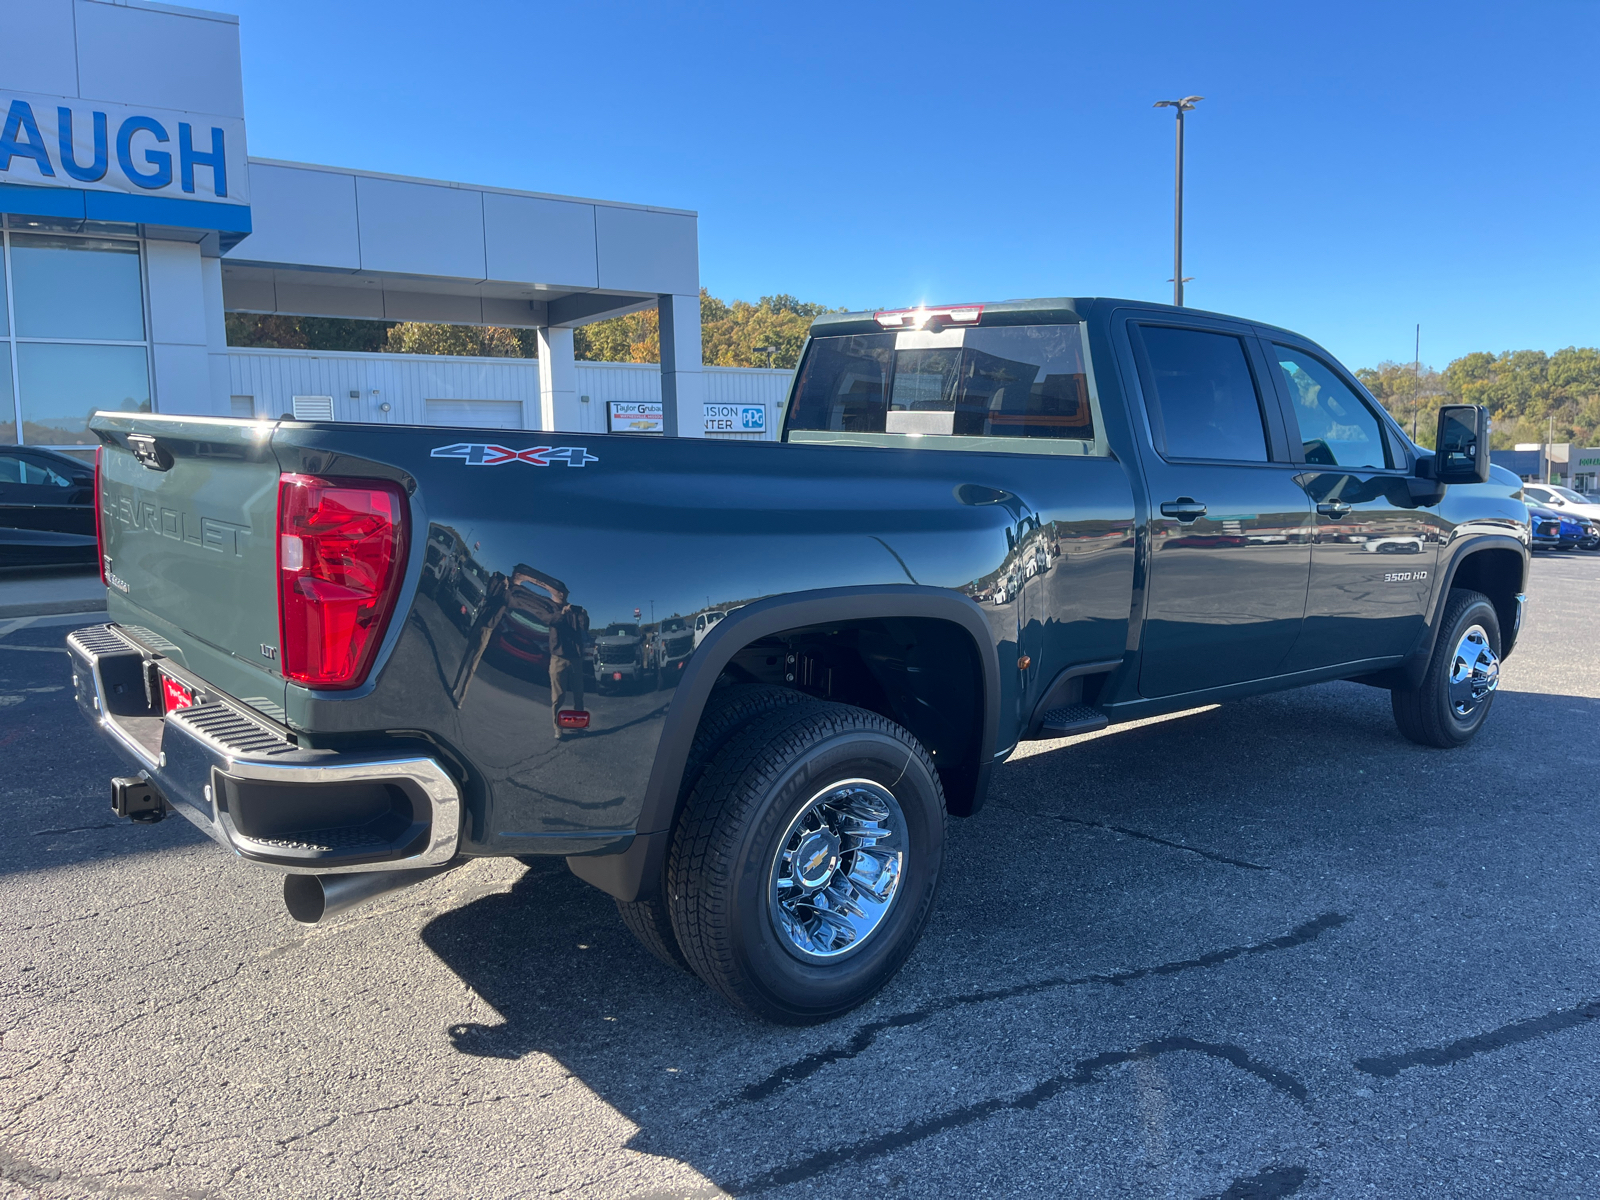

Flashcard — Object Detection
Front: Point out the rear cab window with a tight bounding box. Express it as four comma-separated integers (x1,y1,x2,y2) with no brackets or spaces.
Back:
784,323,1106,456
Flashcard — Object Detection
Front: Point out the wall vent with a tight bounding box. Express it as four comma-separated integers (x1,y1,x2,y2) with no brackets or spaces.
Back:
291,395,335,421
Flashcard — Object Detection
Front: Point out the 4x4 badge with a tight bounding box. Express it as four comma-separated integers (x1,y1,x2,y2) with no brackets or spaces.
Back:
430,443,598,467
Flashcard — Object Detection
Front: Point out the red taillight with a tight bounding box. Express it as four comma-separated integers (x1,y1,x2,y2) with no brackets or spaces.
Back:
276,474,408,689
873,304,983,330
94,444,107,584
557,710,589,729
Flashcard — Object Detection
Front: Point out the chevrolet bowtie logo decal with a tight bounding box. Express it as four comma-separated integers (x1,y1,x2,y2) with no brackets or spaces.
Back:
431,443,599,467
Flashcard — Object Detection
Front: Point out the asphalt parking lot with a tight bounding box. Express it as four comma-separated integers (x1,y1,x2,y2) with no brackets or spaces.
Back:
4,555,1599,1200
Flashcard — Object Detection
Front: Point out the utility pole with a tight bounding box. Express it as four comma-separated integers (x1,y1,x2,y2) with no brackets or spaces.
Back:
1413,324,1421,442
1154,95,1203,307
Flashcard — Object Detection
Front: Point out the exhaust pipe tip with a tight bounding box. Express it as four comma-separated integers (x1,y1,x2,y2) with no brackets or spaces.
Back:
283,863,457,925
283,873,330,924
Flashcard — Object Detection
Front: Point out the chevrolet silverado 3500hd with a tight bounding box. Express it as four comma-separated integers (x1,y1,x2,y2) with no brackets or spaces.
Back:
71,298,1528,1023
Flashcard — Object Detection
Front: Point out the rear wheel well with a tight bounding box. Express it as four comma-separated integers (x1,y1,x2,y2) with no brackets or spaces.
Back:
708,616,987,816
1448,548,1523,653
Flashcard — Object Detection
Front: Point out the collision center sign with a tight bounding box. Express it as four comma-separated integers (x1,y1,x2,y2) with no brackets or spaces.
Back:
704,404,766,434
0,90,248,206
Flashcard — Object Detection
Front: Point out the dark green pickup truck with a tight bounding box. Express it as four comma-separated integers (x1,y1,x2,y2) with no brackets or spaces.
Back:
70,297,1528,1023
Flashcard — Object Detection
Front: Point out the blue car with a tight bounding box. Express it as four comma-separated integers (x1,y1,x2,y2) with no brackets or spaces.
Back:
1528,504,1591,551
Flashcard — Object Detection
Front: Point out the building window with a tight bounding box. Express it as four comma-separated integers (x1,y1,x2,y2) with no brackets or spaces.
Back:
0,216,152,448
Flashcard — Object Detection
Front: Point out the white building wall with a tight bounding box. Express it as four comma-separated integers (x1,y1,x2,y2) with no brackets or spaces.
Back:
146,240,224,415
225,349,791,438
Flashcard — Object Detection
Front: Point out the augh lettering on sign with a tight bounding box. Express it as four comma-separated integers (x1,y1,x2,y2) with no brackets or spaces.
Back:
0,90,249,206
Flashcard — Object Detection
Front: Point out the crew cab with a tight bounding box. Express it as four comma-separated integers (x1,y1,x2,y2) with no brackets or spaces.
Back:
70,297,1528,1024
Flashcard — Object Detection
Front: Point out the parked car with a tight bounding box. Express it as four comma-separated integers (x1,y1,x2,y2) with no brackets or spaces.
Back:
654,617,694,683
693,610,726,648
1528,506,1565,551
1528,504,1592,551
73,297,1529,1024
1524,484,1600,527
0,446,96,567
593,622,647,690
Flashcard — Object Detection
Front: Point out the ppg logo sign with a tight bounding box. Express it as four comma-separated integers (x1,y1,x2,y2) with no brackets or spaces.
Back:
0,90,248,206
704,404,767,434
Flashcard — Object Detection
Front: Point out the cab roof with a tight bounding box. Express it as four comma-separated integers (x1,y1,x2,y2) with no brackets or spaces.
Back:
808,297,1303,341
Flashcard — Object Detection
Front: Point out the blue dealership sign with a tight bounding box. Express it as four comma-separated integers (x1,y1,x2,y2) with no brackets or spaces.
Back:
0,89,249,210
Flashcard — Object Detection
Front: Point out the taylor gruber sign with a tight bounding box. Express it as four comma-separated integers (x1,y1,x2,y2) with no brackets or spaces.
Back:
608,401,664,434
0,90,248,206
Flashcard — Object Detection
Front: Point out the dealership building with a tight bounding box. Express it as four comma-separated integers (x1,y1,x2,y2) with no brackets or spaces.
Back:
0,0,786,455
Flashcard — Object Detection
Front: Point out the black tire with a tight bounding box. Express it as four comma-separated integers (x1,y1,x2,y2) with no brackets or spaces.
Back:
667,701,946,1024
614,684,811,973
1391,588,1502,749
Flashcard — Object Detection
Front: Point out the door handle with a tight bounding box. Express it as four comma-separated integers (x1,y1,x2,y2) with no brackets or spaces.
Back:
1317,501,1352,518
1159,498,1207,523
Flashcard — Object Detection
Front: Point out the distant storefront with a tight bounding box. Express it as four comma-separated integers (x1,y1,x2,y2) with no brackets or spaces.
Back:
1491,445,1600,492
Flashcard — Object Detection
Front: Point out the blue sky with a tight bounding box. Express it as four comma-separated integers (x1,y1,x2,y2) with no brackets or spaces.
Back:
226,0,1597,371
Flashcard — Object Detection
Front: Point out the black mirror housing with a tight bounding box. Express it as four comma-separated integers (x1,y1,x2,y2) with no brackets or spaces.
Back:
1434,404,1491,484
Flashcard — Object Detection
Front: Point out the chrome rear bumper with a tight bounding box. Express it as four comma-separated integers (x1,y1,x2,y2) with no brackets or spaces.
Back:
68,624,460,875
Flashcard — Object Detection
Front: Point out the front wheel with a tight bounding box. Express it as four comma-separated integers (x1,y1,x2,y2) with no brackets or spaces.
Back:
667,702,945,1024
1391,588,1502,748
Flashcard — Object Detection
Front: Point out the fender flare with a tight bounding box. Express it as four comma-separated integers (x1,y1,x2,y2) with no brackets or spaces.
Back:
568,584,1002,901
1389,532,1529,688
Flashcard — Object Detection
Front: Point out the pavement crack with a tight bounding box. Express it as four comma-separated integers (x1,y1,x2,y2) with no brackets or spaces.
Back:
997,805,1272,870
1355,997,1600,1078
727,1038,1307,1193
732,911,1347,1106
31,823,121,836
1201,1164,1312,1199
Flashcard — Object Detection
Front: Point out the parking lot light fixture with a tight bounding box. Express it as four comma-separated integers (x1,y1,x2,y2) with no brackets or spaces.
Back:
1153,95,1204,307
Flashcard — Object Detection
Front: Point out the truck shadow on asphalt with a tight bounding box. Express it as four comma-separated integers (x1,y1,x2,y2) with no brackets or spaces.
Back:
415,683,1600,1197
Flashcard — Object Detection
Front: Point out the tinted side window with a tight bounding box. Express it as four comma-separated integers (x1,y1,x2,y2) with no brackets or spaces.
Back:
1136,326,1269,462
1272,346,1389,469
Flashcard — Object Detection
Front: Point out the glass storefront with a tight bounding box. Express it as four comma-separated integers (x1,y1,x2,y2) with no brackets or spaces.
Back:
0,216,153,447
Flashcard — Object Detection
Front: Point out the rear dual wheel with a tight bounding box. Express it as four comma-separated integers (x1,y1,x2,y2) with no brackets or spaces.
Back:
617,690,946,1023
666,701,945,1024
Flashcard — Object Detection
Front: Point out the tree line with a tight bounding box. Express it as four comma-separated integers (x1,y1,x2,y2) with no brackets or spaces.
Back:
226,308,1600,449
1359,347,1600,449
225,291,837,370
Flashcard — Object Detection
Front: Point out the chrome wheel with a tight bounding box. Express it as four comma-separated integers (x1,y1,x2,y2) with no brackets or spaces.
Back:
768,778,906,962
1448,624,1499,717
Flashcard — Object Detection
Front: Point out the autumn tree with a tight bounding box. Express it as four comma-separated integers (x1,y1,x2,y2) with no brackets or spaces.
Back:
383,322,535,357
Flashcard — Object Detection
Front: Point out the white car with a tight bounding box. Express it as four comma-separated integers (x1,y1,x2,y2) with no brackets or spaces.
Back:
1523,484,1600,525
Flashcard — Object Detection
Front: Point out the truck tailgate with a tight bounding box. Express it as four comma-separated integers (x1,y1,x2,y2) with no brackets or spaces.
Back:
95,414,287,718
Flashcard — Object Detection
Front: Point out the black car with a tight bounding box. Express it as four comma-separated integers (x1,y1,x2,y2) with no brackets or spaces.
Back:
0,446,96,567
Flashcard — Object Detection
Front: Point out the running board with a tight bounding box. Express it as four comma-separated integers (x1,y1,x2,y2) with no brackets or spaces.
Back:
1036,703,1109,738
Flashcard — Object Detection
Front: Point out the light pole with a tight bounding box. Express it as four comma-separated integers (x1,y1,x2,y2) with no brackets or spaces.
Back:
1153,95,1203,307
755,344,779,369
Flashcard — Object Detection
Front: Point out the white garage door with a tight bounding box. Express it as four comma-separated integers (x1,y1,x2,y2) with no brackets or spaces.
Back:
423,399,526,429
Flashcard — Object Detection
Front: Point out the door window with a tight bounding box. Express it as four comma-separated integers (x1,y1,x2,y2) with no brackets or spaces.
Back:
1135,326,1269,462
1272,346,1389,469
